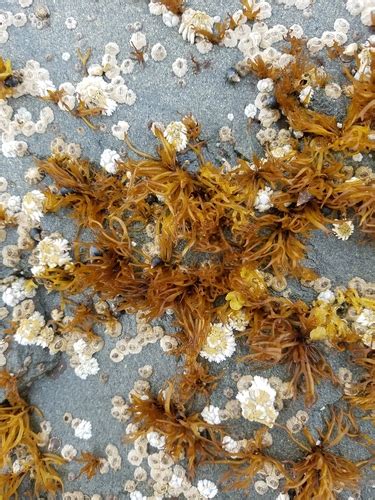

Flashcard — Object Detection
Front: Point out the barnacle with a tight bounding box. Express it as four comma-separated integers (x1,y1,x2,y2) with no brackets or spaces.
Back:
179,9,215,45
286,409,367,499
0,371,65,498
194,9,244,46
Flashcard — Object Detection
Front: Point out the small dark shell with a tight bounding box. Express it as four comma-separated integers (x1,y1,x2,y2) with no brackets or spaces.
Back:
90,246,103,257
296,190,314,207
151,256,164,268
226,67,241,84
265,95,278,108
146,193,159,205
60,187,75,195
4,74,22,88
29,227,42,241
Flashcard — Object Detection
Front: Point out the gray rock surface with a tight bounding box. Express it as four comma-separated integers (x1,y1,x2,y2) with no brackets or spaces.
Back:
0,344,61,404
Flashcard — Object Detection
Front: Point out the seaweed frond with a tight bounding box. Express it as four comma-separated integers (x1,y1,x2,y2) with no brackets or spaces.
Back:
76,451,102,479
0,56,15,99
170,359,222,406
130,42,148,66
0,370,25,406
0,57,12,81
0,371,65,498
241,0,261,21
343,49,375,129
346,348,375,422
309,300,359,344
77,47,92,75
286,409,366,499
160,0,185,15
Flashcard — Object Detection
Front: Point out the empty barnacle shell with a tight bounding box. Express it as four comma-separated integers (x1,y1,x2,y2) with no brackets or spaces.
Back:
48,437,62,452
234,60,250,78
226,67,241,84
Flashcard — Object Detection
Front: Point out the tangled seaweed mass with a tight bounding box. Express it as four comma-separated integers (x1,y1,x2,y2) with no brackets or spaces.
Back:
0,0,375,498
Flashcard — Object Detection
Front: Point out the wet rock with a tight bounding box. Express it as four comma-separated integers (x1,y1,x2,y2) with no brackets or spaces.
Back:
0,344,61,404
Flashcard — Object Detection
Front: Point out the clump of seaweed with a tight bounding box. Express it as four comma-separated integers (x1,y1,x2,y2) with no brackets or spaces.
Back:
170,359,222,406
239,299,338,405
0,371,65,498
346,348,375,424
285,409,367,499
127,381,226,475
221,427,285,491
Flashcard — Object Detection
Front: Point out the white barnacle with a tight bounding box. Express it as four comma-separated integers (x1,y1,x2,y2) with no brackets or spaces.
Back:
179,8,215,44
200,323,236,363
14,311,45,346
100,149,120,174
163,121,188,152
172,57,188,78
151,43,167,62
332,220,354,241
236,376,279,427
75,76,117,116
254,186,274,212
31,236,71,275
21,190,45,224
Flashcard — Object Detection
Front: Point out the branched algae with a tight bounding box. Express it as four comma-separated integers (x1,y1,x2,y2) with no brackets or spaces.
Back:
0,371,65,498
